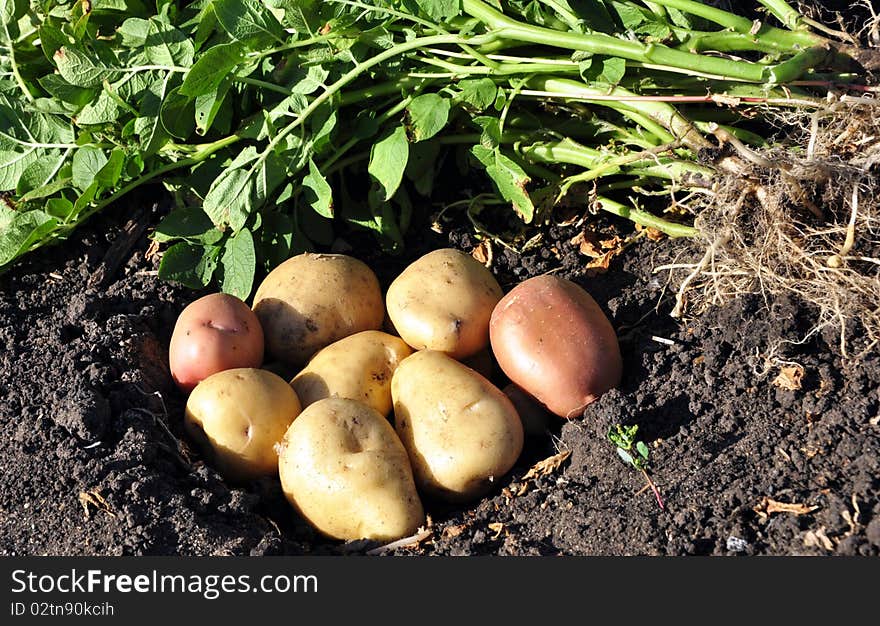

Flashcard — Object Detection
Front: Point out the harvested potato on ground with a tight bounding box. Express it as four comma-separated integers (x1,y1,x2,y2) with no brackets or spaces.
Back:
490,275,622,418
290,331,411,416
386,248,503,360
185,368,301,481
278,398,425,541
252,253,384,366
169,293,264,392
392,350,523,501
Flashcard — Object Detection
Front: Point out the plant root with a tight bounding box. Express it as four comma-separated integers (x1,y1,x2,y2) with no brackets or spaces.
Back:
665,99,880,357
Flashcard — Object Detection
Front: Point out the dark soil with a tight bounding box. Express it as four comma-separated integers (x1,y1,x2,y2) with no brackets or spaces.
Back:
1,184,878,557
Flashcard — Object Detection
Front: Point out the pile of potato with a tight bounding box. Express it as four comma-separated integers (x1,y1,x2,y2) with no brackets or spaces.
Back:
168,249,622,542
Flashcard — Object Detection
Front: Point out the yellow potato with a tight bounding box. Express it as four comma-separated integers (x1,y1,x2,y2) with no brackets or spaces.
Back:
290,331,412,416
386,248,503,360
391,350,524,501
185,368,302,481
278,398,425,541
252,253,384,366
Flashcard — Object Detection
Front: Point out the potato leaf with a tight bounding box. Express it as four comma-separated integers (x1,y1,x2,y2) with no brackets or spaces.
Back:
219,228,256,300
415,0,461,21
53,46,115,88
456,78,497,111
71,146,108,191
0,206,58,267
471,145,535,223
179,42,245,97
158,241,219,288
368,125,409,202
302,158,334,218
405,93,450,142
213,0,285,47
153,207,220,243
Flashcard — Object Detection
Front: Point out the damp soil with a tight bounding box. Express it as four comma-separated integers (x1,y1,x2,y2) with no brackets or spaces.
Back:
1,184,878,557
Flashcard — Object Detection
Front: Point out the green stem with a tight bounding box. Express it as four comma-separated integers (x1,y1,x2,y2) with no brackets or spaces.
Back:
418,55,580,77
461,0,821,83
233,75,294,96
594,195,697,238
524,76,711,150
3,25,34,102
756,0,805,30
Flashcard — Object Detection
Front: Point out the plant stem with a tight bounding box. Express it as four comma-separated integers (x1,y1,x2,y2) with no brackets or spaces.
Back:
524,76,711,150
594,195,697,238
641,469,666,510
461,0,824,83
757,0,805,30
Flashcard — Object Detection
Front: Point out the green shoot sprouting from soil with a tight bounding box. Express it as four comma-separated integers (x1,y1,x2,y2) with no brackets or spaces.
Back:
608,423,664,510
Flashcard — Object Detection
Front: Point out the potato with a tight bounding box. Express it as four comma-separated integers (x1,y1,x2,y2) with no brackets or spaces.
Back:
168,293,264,392
490,275,622,418
185,368,301,481
278,398,425,541
290,331,412,416
392,350,523,501
386,248,503,360
252,253,384,366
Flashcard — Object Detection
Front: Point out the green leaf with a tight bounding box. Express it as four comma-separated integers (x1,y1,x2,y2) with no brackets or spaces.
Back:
213,0,285,47
95,149,125,188
457,78,497,111
46,197,75,219
309,103,337,155
75,90,121,125
616,447,635,467
289,64,329,96
368,125,409,202
636,441,650,460
160,85,196,139
414,0,460,21
471,145,534,223
0,206,58,267
302,158,333,218
53,46,114,88
219,228,256,300
16,154,63,195
194,75,232,135
134,75,172,154
203,166,253,231
179,42,244,97
144,17,195,67
153,206,221,244
472,116,502,148
38,24,68,63
117,17,150,47
405,93,450,142
19,177,71,202
37,75,96,107
71,146,108,191
158,241,219,289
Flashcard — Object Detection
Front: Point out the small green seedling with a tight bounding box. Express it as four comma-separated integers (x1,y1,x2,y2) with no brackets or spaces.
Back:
608,424,665,510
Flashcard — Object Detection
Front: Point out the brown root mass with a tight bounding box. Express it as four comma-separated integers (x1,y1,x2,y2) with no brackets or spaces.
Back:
666,99,880,357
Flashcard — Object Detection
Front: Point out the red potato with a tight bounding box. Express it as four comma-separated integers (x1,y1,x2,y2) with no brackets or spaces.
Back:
169,293,264,392
489,275,622,418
